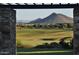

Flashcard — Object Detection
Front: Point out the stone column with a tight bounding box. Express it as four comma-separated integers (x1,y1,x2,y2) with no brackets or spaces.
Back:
0,8,16,55
74,7,79,54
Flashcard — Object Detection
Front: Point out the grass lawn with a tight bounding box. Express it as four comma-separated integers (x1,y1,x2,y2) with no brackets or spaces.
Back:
16,27,73,55
16,28,73,47
17,48,73,55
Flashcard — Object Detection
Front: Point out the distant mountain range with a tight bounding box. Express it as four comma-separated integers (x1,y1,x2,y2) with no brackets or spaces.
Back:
29,13,73,25
17,13,73,25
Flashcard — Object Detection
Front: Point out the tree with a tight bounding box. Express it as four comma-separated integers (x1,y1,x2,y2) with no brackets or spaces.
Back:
67,23,73,28
59,38,70,49
70,39,73,49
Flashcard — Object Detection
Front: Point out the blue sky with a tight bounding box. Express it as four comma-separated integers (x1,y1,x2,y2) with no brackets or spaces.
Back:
15,8,73,21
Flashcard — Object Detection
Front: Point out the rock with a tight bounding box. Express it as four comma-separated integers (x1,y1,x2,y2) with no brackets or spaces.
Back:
0,8,16,55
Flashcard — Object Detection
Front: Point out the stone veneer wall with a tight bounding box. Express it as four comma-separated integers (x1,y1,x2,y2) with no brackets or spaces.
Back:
74,7,79,54
0,8,16,55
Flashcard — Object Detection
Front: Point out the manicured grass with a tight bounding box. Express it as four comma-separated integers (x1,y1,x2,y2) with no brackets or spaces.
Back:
16,28,73,47
16,27,73,55
17,49,73,55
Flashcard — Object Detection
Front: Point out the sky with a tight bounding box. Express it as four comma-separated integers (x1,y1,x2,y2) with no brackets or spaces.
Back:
15,8,73,22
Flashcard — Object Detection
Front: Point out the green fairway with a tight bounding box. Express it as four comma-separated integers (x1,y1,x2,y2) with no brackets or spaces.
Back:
17,50,73,55
16,27,73,55
16,28,73,48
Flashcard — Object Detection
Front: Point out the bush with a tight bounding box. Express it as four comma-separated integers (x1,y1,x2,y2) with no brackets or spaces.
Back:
16,40,24,48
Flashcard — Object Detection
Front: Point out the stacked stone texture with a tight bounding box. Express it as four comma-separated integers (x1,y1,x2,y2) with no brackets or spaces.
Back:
74,7,79,54
0,8,16,55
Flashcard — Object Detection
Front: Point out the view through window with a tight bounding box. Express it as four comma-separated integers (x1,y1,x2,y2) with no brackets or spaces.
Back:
16,9,73,55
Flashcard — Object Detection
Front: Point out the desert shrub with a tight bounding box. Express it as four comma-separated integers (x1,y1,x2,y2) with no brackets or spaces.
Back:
59,37,72,49
34,37,72,49
17,40,33,48
16,40,24,48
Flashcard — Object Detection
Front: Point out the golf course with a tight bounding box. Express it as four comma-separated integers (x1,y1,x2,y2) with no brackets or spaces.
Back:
16,27,73,55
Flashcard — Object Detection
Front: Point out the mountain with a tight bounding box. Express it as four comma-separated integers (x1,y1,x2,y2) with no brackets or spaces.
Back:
29,13,73,25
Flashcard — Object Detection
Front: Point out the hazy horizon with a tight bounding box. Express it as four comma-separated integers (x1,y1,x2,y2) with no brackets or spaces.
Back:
15,9,73,22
